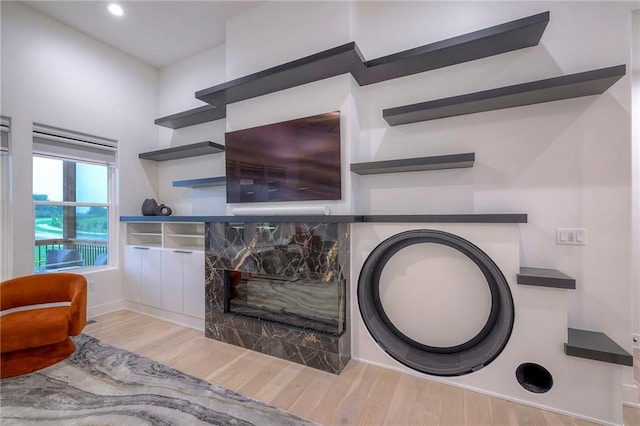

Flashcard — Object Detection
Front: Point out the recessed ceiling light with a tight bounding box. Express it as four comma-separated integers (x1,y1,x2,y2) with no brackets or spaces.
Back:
108,3,124,17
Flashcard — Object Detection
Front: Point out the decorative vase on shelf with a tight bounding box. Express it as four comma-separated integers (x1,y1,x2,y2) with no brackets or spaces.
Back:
141,199,158,216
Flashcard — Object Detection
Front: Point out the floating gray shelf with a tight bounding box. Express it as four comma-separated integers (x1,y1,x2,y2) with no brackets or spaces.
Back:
154,105,224,129
517,267,575,289
139,141,225,161
173,177,226,188
351,153,475,175
194,12,549,116
121,213,527,224
564,328,633,366
383,64,626,126
361,214,527,223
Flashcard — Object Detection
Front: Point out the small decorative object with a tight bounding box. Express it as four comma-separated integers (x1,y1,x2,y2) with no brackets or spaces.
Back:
154,204,173,216
141,199,158,216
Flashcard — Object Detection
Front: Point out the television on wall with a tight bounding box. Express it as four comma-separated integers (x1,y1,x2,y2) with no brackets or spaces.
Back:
225,111,341,203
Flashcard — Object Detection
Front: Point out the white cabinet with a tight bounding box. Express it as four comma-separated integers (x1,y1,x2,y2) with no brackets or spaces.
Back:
162,249,205,319
124,245,162,308
124,221,205,319
183,251,205,319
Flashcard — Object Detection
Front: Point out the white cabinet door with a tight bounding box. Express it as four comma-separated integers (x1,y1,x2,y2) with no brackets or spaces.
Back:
141,248,162,308
161,250,184,313
183,251,205,319
123,245,143,304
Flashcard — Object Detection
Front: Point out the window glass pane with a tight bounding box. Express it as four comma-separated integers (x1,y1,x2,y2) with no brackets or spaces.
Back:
76,162,107,203
33,206,108,272
75,206,109,267
33,157,63,202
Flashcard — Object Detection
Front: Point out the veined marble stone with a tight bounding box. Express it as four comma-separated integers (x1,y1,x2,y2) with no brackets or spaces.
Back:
0,334,317,426
205,221,351,374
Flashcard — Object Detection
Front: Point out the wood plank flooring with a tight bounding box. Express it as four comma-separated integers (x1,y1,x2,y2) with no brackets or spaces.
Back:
84,310,640,426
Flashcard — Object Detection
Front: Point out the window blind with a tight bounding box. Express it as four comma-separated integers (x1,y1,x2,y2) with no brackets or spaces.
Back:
0,116,9,154
32,123,117,165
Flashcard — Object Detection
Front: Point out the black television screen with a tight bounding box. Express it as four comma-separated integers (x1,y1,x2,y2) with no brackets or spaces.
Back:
225,111,341,203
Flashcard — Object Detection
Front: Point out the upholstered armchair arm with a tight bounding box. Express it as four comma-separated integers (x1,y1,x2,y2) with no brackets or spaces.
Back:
68,276,87,336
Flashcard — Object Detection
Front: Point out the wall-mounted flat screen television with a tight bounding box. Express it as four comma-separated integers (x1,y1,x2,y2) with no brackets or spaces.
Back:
225,111,341,203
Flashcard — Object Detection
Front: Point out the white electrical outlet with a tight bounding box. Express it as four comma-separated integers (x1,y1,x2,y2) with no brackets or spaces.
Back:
88,280,95,293
556,228,586,245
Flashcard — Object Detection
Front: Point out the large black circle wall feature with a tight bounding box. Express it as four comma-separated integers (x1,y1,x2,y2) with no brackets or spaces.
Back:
516,363,553,393
357,229,515,376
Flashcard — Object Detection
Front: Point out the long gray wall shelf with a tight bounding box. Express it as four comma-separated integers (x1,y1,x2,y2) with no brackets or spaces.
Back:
194,12,549,116
517,267,576,289
173,177,226,188
383,64,626,126
564,328,633,366
121,213,527,224
154,105,224,129
139,141,225,161
351,153,474,175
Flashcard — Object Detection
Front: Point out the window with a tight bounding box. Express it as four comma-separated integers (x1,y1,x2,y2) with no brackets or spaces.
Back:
0,116,9,279
32,124,116,272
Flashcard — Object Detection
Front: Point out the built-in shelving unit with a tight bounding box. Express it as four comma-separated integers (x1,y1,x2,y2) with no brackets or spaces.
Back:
351,153,474,175
186,12,548,121
163,222,205,251
155,105,224,129
125,222,205,250
383,64,626,126
126,222,163,247
173,177,226,188
139,141,225,161
517,267,576,289
564,328,633,366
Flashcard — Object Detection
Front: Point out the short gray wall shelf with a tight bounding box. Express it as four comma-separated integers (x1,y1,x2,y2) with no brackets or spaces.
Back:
154,105,224,129
194,12,549,117
517,267,576,289
121,213,527,224
351,153,475,175
564,328,633,366
173,177,226,188
383,64,626,126
139,141,225,161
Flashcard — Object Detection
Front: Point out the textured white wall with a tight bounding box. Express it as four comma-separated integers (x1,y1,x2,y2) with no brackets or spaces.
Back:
0,2,158,310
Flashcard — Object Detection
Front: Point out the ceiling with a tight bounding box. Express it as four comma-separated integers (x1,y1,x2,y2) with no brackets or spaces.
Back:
23,1,264,69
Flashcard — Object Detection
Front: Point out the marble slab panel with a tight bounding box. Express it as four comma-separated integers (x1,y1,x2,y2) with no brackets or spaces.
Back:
205,222,350,374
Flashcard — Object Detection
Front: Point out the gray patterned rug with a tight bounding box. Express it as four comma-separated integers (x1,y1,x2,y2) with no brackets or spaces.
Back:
0,334,317,425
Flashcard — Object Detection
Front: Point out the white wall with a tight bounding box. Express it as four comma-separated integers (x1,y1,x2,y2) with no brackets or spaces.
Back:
0,2,159,313
156,1,635,423
157,45,228,215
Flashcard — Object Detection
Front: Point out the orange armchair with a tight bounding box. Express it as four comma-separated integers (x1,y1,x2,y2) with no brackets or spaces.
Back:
0,273,87,378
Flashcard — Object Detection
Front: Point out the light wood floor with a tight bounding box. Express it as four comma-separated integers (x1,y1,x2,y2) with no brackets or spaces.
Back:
85,310,640,426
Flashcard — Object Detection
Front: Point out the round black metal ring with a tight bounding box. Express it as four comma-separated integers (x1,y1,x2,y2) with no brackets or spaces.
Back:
358,229,515,376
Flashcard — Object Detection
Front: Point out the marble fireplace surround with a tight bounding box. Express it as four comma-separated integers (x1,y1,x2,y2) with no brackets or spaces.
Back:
205,218,351,374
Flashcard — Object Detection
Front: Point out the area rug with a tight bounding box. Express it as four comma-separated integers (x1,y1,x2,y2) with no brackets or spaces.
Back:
0,334,317,425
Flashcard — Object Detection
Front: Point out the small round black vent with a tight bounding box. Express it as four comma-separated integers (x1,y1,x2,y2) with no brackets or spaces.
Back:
516,363,553,393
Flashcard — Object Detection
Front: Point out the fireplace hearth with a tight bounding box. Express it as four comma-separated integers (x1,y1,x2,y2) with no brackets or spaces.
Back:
205,221,350,374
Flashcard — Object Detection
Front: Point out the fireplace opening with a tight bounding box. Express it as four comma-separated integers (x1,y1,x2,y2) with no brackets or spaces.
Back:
224,270,345,336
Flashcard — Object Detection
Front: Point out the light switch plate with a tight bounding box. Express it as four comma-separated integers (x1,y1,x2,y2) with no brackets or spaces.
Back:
556,228,586,245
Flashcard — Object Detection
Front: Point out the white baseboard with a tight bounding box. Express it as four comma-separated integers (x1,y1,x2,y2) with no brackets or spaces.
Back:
623,383,640,407
87,299,125,318
123,301,204,331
